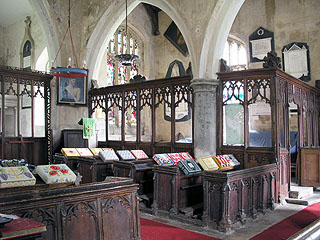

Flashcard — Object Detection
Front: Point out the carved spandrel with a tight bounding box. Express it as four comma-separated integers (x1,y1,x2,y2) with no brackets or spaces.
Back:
208,182,222,192
247,78,271,104
252,176,260,186
242,178,251,190
174,85,192,108
140,88,152,110
107,92,122,111
231,182,239,193
248,154,272,165
222,79,244,104
124,91,137,111
155,86,171,108
101,195,132,213
91,95,106,113
60,201,98,222
21,208,56,226
4,79,18,96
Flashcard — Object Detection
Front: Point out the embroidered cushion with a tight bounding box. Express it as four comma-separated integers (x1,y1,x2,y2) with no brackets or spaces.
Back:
36,164,76,184
213,155,231,170
61,148,80,157
223,154,240,168
89,148,103,157
130,150,149,160
76,148,94,157
179,152,195,161
152,154,174,166
116,150,135,161
167,153,184,165
0,166,36,188
99,148,119,161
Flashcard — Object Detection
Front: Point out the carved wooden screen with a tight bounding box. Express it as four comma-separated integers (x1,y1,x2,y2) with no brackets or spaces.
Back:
0,66,53,164
89,76,193,155
217,68,320,199
218,69,320,166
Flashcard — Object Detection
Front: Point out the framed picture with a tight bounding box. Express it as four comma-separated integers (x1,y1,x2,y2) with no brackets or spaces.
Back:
164,21,189,57
57,75,87,106
21,92,32,109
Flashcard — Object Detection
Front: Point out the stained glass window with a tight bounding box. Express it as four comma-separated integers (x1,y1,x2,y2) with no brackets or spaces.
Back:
106,27,140,86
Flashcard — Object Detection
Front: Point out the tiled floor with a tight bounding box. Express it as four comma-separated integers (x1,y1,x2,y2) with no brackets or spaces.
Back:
141,188,320,240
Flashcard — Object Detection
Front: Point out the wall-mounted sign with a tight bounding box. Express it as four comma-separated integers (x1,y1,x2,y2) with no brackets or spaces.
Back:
282,42,310,81
249,27,274,63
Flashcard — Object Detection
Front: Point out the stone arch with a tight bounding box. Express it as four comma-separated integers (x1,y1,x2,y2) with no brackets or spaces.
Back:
86,0,195,82
199,0,245,79
29,0,59,67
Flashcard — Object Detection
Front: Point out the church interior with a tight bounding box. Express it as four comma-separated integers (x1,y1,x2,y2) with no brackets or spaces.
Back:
0,0,320,239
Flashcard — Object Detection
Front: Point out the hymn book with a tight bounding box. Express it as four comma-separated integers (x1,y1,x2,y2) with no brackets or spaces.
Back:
177,159,202,175
0,218,46,239
198,156,219,171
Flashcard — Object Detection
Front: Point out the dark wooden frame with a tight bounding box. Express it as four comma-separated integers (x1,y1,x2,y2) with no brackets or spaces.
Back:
88,76,193,156
217,68,320,200
0,66,53,164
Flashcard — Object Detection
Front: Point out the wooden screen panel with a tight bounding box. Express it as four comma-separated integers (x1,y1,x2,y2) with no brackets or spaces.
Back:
101,195,135,240
301,148,320,187
61,201,99,240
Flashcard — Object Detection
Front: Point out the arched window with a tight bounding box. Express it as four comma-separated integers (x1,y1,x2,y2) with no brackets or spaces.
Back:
223,36,247,71
106,26,141,86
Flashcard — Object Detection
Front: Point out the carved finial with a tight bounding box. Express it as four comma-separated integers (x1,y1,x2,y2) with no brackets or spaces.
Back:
25,16,31,28
74,172,82,186
219,58,230,72
263,51,282,69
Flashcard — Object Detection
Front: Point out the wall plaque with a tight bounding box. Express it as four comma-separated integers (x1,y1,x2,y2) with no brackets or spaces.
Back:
282,42,310,81
20,16,34,70
249,27,274,63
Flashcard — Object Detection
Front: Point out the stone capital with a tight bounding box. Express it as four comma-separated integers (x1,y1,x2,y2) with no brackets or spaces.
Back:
190,78,219,93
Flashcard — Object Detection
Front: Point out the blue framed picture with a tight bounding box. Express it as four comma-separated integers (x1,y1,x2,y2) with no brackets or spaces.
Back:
57,76,87,106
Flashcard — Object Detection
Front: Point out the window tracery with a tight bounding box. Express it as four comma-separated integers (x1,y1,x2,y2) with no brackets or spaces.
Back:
223,37,248,71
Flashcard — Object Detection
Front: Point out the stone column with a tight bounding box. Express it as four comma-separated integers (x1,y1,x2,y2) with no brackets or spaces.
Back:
191,78,219,159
